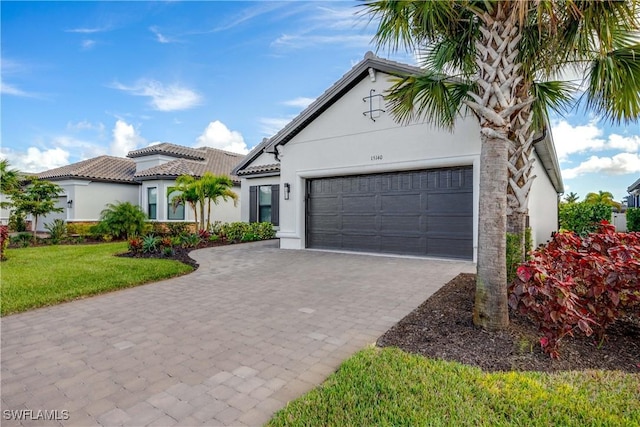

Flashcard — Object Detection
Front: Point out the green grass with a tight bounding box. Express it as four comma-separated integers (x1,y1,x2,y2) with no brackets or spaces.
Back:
269,347,640,427
1,242,192,315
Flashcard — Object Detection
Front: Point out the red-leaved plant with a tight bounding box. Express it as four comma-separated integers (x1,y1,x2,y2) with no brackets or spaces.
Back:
0,225,9,261
509,221,640,358
127,236,143,253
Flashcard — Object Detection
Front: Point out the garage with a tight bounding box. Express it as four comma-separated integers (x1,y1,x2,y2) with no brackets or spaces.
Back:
306,166,473,259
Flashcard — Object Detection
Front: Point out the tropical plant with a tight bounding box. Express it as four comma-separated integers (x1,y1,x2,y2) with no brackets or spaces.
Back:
584,190,622,211
0,225,9,261
559,202,612,235
10,178,63,241
141,234,160,253
361,0,640,330
563,192,579,204
168,173,238,230
0,159,21,196
96,201,147,239
44,219,67,244
627,207,640,232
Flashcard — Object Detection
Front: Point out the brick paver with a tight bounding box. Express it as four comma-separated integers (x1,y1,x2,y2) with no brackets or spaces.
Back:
1,240,474,426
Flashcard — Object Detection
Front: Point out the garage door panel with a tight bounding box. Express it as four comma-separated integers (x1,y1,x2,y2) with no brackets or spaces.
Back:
380,193,421,212
343,194,376,212
307,166,473,259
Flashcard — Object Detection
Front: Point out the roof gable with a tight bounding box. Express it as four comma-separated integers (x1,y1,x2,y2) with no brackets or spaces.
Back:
127,142,206,160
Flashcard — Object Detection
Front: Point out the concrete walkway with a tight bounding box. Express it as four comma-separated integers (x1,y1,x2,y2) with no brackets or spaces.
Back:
1,240,475,427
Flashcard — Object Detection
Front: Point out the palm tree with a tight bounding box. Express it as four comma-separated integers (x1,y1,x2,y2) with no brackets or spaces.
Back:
362,0,640,330
168,177,200,226
584,190,622,211
199,173,238,230
0,159,21,195
563,192,579,204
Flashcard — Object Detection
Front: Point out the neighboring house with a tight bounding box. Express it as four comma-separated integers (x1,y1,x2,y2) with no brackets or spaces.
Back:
627,177,640,208
33,143,244,231
233,52,564,262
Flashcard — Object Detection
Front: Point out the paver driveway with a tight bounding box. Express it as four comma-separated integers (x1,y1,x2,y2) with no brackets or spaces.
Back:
1,240,475,426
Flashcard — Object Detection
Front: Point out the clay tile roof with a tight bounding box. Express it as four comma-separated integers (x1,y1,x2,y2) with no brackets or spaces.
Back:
126,142,206,160
133,147,245,183
236,163,280,176
37,156,137,183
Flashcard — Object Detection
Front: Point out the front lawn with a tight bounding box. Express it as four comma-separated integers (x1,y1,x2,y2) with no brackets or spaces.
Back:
1,242,192,315
269,347,640,427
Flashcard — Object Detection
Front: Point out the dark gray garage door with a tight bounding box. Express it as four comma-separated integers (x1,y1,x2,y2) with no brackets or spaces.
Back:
306,167,473,259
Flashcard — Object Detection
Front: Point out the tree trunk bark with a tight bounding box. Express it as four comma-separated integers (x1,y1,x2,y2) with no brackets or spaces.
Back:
474,130,510,331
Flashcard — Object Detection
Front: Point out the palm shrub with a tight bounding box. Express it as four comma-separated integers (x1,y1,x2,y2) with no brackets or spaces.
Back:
97,202,147,239
44,219,67,244
627,208,640,232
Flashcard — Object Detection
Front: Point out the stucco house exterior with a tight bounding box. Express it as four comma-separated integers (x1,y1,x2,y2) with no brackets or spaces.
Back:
233,52,564,262
627,177,640,208
33,143,243,231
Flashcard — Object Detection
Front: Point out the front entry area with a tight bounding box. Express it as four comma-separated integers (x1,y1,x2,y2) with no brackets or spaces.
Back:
306,166,473,259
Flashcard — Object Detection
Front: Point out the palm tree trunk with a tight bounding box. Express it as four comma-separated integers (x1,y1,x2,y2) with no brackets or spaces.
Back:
474,130,510,331
207,199,212,231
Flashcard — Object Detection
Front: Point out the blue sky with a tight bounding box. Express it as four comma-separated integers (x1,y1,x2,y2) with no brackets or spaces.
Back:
2,1,639,202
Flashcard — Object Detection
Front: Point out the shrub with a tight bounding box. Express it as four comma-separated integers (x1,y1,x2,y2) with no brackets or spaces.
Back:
8,212,27,232
97,202,147,239
160,236,173,248
180,233,201,248
11,232,32,248
166,222,190,236
142,234,160,253
44,219,67,244
0,225,9,260
127,236,143,253
252,222,276,240
66,222,95,236
198,229,211,239
559,202,612,235
218,222,275,243
509,221,640,358
627,207,640,232
219,222,251,243
162,246,175,257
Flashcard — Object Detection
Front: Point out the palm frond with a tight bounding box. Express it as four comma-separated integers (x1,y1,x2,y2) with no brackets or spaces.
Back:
385,71,474,129
584,43,640,125
530,80,578,131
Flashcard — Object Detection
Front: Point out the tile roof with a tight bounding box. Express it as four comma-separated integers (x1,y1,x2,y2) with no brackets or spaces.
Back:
127,142,206,160
236,163,280,176
37,146,245,184
37,156,137,183
133,147,244,183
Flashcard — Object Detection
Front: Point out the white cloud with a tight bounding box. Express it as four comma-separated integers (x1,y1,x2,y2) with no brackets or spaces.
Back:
110,120,145,157
550,119,606,162
81,39,96,50
0,147,70,173
271,34,371,50
196,120,249,154
111,79,202,111
282,97,315,109
259,117,292,137
149,26,171,43
607,134,640,152
0,80,35,97
562,153,640,179
65,27,109,34
67,120,105,133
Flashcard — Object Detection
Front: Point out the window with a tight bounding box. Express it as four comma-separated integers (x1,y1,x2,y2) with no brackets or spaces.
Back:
148,187,157,220
167,191,185,220
259,186,272,223
249,184,279,226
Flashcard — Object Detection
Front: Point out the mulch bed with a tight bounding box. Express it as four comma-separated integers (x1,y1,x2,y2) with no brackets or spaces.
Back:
118,240,231,269
377,273,640,373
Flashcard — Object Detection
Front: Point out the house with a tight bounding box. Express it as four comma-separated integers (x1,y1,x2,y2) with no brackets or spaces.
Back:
233,52,564,262
627,177,640,208
33,143,244,231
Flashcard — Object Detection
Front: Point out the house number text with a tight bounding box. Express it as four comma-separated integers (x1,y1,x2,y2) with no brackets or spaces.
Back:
370,155,383,161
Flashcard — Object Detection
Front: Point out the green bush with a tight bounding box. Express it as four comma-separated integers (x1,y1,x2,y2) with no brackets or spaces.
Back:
66,222,95,236
44,219,67,244
559,202,612,235
166,222,190,236
11,232,32,248
627,207,640,232
96,201,147,239
217,222,275,243
8,212,27,232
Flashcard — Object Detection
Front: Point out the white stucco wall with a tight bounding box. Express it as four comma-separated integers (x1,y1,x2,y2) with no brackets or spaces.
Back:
527,151,559,248
37,196,68,231
71,181,139,221
239,176,281,223
142,180,241,225
275,71,483,260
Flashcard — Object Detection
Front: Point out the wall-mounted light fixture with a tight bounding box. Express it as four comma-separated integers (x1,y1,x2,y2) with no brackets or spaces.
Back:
284,183,290,200
67,199,73,208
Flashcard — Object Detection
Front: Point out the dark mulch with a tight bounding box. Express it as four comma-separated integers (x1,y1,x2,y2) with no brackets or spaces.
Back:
378,273,640,373
118,240,232,269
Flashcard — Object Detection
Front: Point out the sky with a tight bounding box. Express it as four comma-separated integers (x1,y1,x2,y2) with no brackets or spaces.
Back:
1,1,639,203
